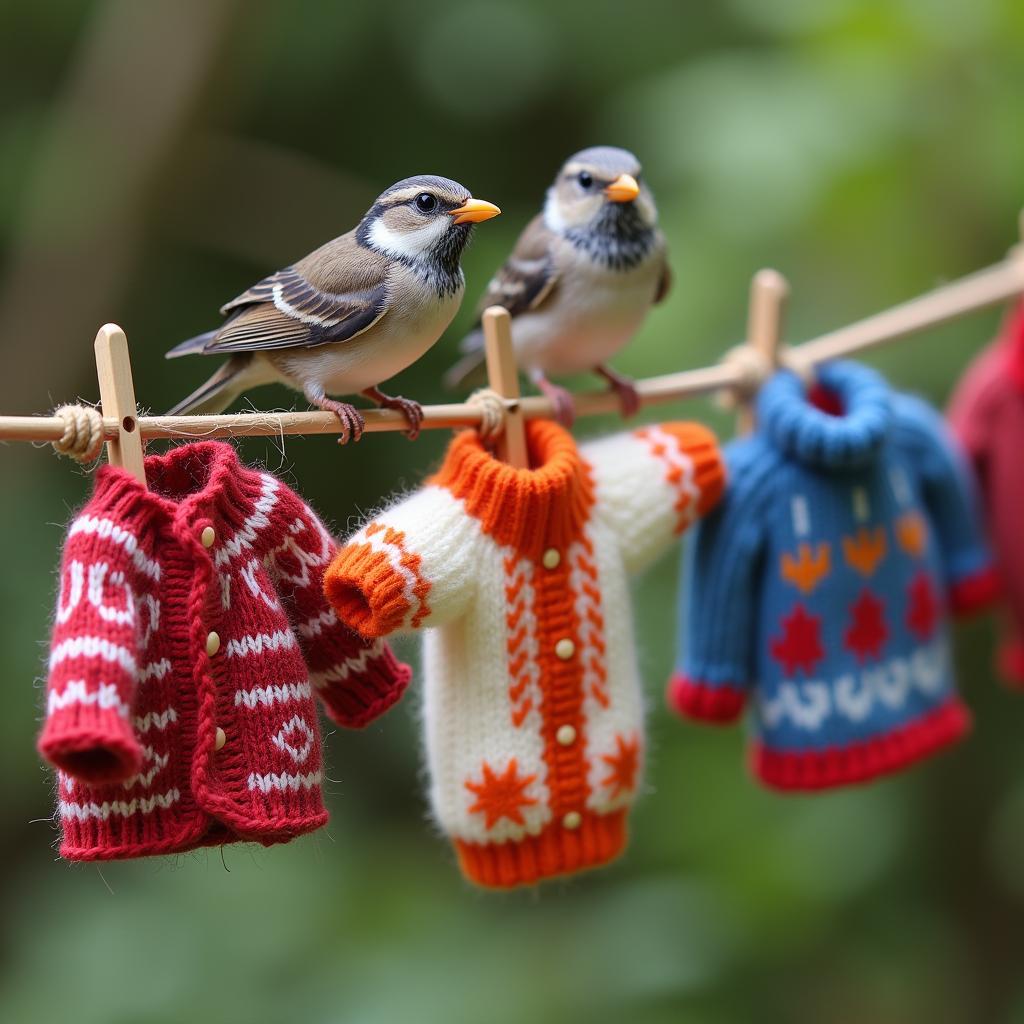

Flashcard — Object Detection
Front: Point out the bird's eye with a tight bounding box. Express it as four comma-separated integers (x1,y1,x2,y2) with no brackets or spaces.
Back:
577,171,594,190
415,192,437,213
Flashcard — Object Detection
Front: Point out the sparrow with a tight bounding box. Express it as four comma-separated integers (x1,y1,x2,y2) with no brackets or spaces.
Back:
444,146,670,425
166,175,500,442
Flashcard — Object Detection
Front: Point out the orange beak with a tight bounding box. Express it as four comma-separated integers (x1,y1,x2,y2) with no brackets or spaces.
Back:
449,198,502,225
604,173,640,203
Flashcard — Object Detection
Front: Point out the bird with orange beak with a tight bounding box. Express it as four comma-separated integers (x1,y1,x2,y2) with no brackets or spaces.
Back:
166,175,500,441
445,147,669,424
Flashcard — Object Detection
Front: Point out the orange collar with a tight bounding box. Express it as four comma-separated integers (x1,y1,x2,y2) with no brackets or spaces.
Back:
430,421,595,561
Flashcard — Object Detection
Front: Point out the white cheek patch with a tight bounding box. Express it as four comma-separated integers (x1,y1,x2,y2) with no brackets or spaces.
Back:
368,216,448,261
543,190,567,233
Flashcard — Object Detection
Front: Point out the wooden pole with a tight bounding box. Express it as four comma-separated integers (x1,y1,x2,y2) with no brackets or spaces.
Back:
94,324,146,485
481,306,529,468
737,269,789,434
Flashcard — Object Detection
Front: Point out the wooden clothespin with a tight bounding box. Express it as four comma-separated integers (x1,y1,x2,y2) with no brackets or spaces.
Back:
736,269,789,435
94,323,147,486
481,306,529,468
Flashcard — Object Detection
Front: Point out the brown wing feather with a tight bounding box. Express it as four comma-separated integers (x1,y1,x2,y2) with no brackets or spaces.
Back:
654,256,672,305
474,215,558,320
204,249,389,353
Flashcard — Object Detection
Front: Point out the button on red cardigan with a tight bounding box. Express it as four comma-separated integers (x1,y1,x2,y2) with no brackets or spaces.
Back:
38,441,410,860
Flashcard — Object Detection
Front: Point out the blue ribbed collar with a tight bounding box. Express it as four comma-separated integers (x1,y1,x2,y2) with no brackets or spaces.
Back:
757,361,892,470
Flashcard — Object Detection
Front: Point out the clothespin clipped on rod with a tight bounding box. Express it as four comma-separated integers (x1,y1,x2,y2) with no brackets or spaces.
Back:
94,324,147,486
481,306,529,468
736,269,789,435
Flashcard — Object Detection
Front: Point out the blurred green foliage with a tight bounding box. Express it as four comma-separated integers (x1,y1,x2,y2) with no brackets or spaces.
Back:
2,1,1024,1021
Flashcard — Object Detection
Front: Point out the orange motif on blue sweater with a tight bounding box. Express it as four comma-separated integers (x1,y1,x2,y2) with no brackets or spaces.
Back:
843,527,887,577
780,542,831,594
896,512,928,559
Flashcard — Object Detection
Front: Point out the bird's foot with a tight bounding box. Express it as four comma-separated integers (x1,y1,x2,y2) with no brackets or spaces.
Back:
363,387,424,440
596,365,641,418
309,395,365,445
533,374,576,428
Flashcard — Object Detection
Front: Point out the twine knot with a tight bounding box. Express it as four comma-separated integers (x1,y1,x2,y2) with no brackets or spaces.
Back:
716,344,772,410
51,404,105,464
466,388,507,441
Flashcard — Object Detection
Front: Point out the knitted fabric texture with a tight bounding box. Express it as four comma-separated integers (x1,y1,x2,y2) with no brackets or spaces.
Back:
949,299,1024,685
670,362,997,791
324,420,724,888
39,441,410,860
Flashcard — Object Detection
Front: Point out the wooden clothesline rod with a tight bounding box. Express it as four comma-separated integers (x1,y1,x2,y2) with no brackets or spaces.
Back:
2,249,1023,446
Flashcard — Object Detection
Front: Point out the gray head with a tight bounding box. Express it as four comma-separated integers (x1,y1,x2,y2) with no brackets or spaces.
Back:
357,175,500,279
544,146,658,236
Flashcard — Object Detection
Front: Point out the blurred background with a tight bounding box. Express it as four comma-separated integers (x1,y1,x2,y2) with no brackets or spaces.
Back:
2,1,1024,1021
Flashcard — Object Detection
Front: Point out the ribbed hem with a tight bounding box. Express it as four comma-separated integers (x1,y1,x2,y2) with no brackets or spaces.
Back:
949,565,1000,616
38,707,142,784
666,673,745,723
454,809,627,888
650,423,727,516
321,650,412,728
325,541,412,639
752,697,971,792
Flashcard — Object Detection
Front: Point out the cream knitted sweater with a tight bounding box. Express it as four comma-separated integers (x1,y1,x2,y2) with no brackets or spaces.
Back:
325,420,724,887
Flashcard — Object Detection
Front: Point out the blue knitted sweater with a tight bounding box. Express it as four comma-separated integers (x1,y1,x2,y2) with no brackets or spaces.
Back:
669,362,997,791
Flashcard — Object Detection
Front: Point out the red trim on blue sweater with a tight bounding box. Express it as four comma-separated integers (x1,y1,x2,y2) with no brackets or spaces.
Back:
948,565,1000,617
751,697,970,792
666,674,746,723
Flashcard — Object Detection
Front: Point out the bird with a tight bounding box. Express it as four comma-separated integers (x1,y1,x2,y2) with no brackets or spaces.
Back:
165,175,501,442
444,146,670,426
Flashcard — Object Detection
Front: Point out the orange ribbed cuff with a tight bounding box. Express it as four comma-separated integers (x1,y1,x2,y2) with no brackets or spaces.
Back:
656,422,727,516
454,809,627,888
324,541,410,639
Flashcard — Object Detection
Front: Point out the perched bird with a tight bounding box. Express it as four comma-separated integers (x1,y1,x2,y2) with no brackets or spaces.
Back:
166,175,500,442
444,146,669,425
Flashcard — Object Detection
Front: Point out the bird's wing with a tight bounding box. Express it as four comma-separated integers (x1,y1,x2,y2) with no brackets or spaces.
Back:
654,255,672,305
470,215,558,329
200,255,389,353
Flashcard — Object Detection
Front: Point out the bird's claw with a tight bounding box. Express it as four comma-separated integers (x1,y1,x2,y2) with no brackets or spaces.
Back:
535,377,576,428
309,396,365,445
364,389,424,440
597,366,641,419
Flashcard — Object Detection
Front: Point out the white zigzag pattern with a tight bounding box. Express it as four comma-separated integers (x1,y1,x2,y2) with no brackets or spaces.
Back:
214,474,279,568
138,658,171,683
759,640,949,730
297,608,338,638
49,636,136,676
60,788,180,821
68,517,161,581
47,680,129,717
309,640,384,688
225,630,297,658
122,747,170,789
134,708,178,732
234,681,312,709
247,770,322,794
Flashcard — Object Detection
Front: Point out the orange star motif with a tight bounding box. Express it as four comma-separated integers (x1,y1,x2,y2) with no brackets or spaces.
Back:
465,759,537,829
601,733,641,798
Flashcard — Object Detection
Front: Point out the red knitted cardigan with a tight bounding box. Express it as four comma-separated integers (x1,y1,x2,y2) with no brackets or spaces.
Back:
38,441,410,860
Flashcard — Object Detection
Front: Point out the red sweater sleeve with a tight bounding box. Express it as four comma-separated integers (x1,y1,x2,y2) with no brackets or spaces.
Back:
272,489,411,728
38,514,149,784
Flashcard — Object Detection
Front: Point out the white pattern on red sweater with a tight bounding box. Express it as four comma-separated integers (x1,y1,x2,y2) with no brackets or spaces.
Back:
325,421,724,888
39,442,409,860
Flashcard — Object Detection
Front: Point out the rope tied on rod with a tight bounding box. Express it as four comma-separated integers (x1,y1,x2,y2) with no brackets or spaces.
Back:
465,388,507,442
51,404,105,464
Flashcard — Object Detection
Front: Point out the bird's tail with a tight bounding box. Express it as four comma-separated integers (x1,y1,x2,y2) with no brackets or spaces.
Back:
166,356,251,416
165,329,218,359
442,335,488,393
